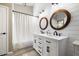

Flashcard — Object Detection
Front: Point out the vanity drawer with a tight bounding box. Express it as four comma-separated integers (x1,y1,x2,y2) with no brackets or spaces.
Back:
37,49,42,55
38,45,42,49
45,39,57,48
37,38,42,46
37,42,42,47
38,37,42,40
38,37,42,42
37,43,42,50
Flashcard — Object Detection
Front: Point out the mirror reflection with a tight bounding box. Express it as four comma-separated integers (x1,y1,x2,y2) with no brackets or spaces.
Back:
52,12,67,28
50,9,71,30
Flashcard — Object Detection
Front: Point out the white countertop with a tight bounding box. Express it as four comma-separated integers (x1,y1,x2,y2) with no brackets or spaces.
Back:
34,33,68,40
73,40,79,46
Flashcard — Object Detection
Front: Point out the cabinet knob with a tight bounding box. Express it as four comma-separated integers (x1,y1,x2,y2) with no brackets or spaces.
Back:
47,46,50,53
38,42,42,44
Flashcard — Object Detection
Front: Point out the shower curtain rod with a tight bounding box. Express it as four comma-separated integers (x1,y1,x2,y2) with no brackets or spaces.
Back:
12,10,39,18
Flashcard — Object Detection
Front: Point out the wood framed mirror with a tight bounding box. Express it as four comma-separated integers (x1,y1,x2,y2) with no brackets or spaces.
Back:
50,9,71,30
39,17,48,30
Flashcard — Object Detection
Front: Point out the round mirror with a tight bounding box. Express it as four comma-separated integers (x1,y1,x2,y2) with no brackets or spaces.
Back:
39,17,48,30
50,9,71,30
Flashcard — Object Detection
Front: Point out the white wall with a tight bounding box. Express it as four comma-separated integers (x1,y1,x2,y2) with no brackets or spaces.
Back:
33,3,51,16
33,3,51,34
33,3,79,56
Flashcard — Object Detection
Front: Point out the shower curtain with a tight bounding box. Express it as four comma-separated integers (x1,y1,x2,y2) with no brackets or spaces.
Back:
12,12,33,50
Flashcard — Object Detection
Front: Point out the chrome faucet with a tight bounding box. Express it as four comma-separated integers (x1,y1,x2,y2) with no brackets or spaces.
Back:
53,31,61,36
53,31,58,36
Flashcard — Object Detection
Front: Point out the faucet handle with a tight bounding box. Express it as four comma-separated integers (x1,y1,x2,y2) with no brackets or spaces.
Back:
46,30,51,35
59,33,62,36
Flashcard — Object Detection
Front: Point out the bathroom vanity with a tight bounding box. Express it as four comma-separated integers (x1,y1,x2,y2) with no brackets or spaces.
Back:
33,34,68,56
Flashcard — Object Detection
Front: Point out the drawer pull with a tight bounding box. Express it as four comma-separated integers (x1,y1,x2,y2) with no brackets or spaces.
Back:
47,46,50,53
46,40,51,43
38,42,42,44
39,38,41,40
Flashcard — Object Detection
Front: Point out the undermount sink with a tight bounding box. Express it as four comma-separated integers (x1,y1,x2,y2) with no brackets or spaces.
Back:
34,33,68,40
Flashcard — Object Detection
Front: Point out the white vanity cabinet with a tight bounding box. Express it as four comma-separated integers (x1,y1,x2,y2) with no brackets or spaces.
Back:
33,35,43,55
43,37,67,56
33,34,68,56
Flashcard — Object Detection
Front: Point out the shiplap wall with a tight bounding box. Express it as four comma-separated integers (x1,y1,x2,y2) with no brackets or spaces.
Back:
33,3,79,55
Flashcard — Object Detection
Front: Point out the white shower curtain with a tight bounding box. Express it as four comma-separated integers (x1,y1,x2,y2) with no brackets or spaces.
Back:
12,12,33,50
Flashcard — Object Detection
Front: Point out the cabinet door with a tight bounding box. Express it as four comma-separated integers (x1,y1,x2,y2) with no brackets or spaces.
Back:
33,35,43,55
43,38,57,56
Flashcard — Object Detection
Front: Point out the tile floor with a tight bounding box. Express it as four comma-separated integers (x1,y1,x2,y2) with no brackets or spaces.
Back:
7,47,40,56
